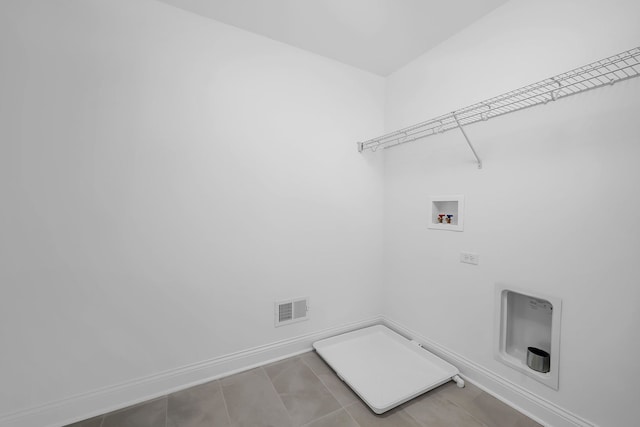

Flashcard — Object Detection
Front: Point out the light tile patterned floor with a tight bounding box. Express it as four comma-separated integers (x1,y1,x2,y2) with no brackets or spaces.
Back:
66,351,542,427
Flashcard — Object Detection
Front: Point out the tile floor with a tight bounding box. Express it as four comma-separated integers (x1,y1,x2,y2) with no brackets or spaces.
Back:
66,351,542,427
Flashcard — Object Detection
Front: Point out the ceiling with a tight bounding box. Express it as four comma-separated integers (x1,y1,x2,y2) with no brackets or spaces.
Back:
156,0,508,76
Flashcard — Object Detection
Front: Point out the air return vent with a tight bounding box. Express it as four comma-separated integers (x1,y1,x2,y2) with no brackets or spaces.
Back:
275,297,309,327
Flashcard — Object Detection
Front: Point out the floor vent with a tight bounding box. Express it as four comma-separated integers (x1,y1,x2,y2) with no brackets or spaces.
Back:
275,297,309,327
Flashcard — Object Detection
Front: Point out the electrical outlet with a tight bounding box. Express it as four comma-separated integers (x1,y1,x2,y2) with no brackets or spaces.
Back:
460,252,479,265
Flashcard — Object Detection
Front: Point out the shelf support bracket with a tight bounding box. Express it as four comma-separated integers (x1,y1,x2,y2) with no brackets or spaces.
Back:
452,113,482,169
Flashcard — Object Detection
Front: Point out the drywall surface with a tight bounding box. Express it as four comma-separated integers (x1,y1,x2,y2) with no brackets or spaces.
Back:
0,0,385,417
383,0,640,426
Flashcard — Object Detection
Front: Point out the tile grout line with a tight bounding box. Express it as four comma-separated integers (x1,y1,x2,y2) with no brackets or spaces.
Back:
265,357,343,427
299,354,335,397
300,351,372,427
164,395,168,427
72,353,536,427
217,380,233,427
452,400,492,427
300,353,363,427
260,366,295,427
319,354,529,427
298,352,320,375
399,393,431,427
342,402,363,427
402,406,428,427
437,387,500,427
299,352,348,409
266,355,300,385
298,407,344,427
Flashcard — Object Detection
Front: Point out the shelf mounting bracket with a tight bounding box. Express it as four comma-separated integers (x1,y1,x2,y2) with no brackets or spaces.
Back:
452,113,482,169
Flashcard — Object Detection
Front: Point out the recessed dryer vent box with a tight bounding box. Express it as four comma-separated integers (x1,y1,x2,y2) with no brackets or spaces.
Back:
494,285,562,389
428,195,464,231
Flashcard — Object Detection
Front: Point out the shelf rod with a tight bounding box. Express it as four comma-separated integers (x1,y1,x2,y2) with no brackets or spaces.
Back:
452,113,482,169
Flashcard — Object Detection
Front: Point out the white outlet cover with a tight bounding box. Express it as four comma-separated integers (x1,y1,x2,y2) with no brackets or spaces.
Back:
460,252,479,265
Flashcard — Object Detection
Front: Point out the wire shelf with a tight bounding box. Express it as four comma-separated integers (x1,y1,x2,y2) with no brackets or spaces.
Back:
358,47,640,154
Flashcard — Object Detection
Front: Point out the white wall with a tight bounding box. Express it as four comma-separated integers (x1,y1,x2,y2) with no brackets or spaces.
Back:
0,0,385,418
383,1,640,426
3,0,640,426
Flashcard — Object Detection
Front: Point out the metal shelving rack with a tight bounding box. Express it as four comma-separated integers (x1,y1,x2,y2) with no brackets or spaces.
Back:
357,47,640,168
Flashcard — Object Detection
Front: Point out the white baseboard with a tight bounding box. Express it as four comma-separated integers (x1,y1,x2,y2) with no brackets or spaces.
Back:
0,316,382,427
380,316,597,427
1,315,596,427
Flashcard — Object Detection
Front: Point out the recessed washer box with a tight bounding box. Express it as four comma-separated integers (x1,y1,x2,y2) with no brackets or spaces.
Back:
428,195,464,231
495,285,562,389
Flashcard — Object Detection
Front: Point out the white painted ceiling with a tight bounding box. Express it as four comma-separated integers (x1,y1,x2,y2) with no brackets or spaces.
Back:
156,0,508,76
